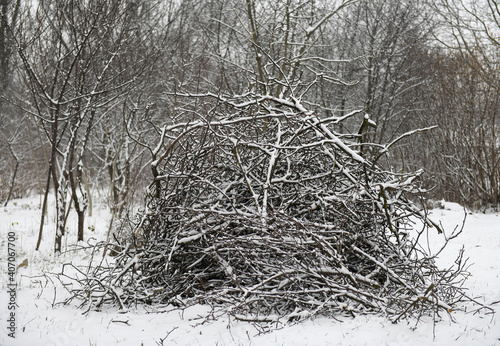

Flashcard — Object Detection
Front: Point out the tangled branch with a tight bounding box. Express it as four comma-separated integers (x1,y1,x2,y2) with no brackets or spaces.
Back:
61,93,475,323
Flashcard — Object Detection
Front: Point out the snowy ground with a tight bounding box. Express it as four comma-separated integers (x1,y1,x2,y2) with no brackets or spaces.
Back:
1,195,499,346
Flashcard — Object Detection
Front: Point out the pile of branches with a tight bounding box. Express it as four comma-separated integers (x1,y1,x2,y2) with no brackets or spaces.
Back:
61,93,469,322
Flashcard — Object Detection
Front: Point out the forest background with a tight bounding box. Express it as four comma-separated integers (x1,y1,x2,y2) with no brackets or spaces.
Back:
0,0,499,252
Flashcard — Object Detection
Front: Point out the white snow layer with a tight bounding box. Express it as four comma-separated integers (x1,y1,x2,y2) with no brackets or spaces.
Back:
0,196,498,346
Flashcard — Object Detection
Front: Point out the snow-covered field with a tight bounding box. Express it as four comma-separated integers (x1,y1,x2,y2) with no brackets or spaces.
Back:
1,195,499,346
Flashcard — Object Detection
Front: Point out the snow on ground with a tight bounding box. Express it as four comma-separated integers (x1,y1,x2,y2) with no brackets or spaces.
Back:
1,196,499,346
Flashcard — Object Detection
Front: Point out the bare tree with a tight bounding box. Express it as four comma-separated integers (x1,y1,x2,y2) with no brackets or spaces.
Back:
15,0,167,252
413,49,500,210
343,0,437,148
421,0,500,210
0,0,20,90
0,0,22,205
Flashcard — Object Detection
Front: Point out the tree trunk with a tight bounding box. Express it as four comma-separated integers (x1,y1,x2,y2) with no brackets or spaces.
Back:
77,209,85,241
4,142,19,206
